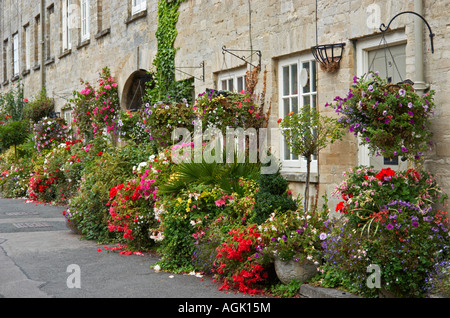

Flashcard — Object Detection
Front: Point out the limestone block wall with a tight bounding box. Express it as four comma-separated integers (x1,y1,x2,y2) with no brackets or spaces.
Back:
0,0,159,115
175,0,449,209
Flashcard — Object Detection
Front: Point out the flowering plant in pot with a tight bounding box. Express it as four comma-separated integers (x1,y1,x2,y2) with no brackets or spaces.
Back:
326,71,435,161
323,166,450,297
258,208,330,284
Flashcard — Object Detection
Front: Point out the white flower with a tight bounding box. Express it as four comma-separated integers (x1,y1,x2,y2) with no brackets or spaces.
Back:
307,255,313,261
153,265,161,272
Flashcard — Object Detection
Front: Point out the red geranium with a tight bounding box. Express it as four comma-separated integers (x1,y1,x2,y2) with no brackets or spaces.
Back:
375,168,395,182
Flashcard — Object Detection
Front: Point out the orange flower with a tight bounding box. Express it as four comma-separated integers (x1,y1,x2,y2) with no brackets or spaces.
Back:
288,112,294,116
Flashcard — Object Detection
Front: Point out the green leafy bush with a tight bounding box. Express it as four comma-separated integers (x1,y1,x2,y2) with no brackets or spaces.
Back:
250,169,297,224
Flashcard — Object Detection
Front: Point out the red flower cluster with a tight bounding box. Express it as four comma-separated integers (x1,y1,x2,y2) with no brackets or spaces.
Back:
214,225,267,295
375,168,395,181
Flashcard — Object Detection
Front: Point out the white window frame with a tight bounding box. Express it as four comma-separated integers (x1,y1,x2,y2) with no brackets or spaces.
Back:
218,68,247,93
62,0,71,50
278,54,318,173
12,33,19,77
80,0,90,41
132,0,147,15
64,109,72,125
356,31,407,168
24,25,31,70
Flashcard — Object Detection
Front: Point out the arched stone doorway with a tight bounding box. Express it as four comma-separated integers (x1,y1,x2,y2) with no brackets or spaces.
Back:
121,69,153,110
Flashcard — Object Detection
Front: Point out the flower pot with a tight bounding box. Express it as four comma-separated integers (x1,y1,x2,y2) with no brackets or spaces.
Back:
65,217,82,235
274,257,319,284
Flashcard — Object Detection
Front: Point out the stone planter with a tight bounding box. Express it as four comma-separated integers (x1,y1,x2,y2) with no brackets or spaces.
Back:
274,257,319,284
65,217,82,235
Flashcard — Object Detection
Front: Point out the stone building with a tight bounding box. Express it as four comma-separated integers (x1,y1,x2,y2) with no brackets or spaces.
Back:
1,0,449,209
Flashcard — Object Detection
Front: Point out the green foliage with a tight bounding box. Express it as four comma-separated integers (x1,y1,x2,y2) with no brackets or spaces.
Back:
279,108,344,160
250,169,297,224
68,138,151,242
0,120,30,162
23,89,55,123
269,280,302,298
0,80,25,122
145,0,193,104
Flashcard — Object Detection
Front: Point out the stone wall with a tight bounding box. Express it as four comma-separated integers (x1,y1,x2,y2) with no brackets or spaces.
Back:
0,0,159,114
1,0,449,212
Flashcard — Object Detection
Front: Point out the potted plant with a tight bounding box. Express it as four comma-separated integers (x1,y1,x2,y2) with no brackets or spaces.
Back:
278,108,344,212
258,208,329,284
326,71,436,162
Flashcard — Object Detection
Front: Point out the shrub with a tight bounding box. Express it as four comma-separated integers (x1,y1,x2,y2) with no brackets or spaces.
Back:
70,67,120,141
250,169,297,224
23,89,55,123
32,118,69,156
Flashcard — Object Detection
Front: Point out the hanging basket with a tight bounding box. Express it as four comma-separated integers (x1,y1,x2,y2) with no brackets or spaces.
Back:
311,43,345,72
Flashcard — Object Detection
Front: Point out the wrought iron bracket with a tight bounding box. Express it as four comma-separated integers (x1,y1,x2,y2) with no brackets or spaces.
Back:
175,61,205,82
379,11,435,53
222,46,261,69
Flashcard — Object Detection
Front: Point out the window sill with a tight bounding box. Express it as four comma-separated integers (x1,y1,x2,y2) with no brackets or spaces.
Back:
77,39,90,50
58,49,72,59
11,75,19,82
22,69,31,77
125,10,147,25
95,28,110,40
44,57,55,66
2,80,9,86
280,171,319,184
32,64,40,71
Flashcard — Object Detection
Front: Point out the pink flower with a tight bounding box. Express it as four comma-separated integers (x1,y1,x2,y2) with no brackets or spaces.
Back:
104,84,111,90
112,83,118,88
215,199,226,207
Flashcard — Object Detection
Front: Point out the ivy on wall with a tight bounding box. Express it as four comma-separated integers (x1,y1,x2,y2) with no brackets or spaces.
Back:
146,0,193,104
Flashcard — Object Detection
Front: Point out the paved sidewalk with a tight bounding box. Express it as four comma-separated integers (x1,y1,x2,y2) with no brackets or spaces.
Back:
0,196,256,299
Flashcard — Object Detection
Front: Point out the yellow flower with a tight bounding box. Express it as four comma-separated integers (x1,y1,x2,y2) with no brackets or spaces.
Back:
186,207,190,212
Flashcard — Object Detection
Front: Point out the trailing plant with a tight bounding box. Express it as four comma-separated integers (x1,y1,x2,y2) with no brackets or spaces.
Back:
326,71,436,162
145,0,193,104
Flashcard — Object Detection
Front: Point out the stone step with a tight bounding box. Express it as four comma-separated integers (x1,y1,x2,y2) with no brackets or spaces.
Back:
300,284,359,298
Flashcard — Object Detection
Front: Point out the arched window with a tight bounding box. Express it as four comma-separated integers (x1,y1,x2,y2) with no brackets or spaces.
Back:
121,69,153,110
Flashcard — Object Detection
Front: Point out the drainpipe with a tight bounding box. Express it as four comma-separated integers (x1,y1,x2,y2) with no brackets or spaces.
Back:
414,0,428,95
40,0,46,90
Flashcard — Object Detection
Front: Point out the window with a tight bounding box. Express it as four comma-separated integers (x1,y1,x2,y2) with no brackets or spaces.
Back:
278,54,318,173
356,31,407,171
2,39,8,82
34,15,40,66
24,25,31,70
218,68,247,92
12,33,19,77
81,0,90,41
64,109,72,125
62,0,71,50
132,0,146,15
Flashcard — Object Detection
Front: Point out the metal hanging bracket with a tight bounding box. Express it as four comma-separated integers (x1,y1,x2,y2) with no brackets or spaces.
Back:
222,45,261,69
379,11,435,53
175,61,205,82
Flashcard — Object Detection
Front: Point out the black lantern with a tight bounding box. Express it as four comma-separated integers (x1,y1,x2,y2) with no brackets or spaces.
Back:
311,43,345,72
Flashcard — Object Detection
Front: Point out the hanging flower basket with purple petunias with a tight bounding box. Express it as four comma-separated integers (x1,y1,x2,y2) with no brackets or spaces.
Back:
326,71,436,161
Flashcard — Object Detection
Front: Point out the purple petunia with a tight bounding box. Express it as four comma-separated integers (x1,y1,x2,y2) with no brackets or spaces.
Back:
386,224,394,230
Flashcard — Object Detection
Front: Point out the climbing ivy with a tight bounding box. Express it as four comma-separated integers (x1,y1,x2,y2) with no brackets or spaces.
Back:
146,0,193,104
